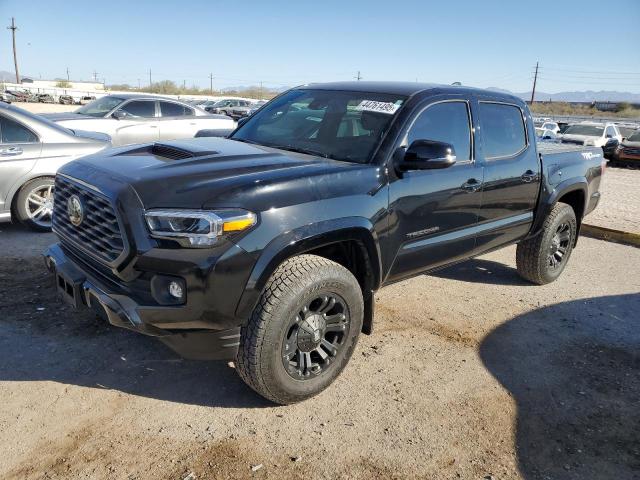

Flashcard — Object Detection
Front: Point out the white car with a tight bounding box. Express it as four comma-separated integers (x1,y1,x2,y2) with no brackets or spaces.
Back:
560,122,622,147
540,121,560,134
43,94,236,146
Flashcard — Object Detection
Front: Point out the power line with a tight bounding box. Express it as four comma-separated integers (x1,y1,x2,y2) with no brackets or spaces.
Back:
7,18,19,83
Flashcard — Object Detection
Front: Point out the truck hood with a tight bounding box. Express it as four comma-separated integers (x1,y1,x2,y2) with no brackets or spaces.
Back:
621,140,640,148
59,137,376,212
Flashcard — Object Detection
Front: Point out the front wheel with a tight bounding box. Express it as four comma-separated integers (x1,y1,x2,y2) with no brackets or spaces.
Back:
15,177,55,232
516,202,577,285
236,254,363,404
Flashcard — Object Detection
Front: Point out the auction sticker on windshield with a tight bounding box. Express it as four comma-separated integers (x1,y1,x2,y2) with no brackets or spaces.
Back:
355,100,401,115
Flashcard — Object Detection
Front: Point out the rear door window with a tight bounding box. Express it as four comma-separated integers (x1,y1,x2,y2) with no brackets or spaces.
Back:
479,103,527,159
159,101,193,117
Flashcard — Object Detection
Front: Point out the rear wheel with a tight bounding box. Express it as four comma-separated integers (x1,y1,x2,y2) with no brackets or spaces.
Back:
236,254,363,404
516,202,577,285
15,177,55,232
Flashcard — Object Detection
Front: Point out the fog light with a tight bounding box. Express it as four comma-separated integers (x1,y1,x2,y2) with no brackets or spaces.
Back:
168,281,184,299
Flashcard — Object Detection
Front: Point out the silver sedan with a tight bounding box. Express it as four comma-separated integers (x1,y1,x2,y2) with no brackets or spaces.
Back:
0,102,110,231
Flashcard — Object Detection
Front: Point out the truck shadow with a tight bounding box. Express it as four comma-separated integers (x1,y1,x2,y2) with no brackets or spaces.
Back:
431,258,532,286
0,314,271,408
479,293,640,479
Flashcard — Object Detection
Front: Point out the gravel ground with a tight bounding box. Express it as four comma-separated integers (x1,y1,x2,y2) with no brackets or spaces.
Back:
0,223,638,480
585,166,640,234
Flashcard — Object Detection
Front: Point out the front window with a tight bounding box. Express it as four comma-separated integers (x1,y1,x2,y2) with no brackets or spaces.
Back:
563,125,604,136
76,96,125,117
231,89,406,163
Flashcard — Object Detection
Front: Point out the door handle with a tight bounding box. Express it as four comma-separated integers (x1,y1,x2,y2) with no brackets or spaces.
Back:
521,170,538,183
461,178,482,192
0,146,23,156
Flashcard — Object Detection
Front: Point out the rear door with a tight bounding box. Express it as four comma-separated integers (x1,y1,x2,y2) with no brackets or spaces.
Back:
111,99,160,146
0,113,42,214
157,101,197,140
473,100,541,253
386,97,484,282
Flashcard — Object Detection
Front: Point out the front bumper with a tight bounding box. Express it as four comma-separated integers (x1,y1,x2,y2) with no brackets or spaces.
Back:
44,243,241,360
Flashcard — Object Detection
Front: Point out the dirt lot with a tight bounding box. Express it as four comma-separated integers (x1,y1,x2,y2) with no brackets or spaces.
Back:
0,222,638,480
585,166,640,234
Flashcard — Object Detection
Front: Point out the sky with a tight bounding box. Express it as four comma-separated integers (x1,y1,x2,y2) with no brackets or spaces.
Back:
1,0,639,93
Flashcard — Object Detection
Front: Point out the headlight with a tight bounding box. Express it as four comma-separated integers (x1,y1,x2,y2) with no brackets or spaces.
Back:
144,209,257,247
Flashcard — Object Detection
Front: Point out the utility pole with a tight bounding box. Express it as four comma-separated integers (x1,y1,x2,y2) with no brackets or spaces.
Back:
530,62,539,104
355,70,362,81
209,73,214,94
7,18,19,83
137,78,140,89
66,67,70,81
259,81,263,99
182,79,186,90
92,70,99,82
149,69,152,86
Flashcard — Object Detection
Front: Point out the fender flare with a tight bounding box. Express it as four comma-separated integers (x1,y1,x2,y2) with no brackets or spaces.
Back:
529,177,588,241
235,216,382,321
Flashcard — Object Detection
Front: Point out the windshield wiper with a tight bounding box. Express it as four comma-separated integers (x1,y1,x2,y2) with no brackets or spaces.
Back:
268,144,332,159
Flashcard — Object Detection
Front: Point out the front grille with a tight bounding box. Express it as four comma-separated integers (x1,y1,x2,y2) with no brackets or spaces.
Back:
623,147,640,156
53,176,124,264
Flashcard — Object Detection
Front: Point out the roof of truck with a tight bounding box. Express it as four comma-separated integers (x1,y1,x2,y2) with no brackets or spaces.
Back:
297,81,523,102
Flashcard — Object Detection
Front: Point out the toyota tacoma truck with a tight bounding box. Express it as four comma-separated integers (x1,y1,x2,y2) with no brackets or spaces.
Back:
44,82,605,404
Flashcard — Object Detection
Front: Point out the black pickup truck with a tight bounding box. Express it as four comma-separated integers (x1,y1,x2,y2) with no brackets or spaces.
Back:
45,82,605,404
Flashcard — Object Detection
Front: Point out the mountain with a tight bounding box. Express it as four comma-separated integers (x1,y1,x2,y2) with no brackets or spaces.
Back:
487,87,640,103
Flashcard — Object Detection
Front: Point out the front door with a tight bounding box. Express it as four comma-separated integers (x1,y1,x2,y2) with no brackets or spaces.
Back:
385,98,484,283
112,100,160,146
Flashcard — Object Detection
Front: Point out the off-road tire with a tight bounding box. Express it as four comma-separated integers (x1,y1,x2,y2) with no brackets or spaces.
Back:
15,177,55,232
236,254,363,404
516,202,577,285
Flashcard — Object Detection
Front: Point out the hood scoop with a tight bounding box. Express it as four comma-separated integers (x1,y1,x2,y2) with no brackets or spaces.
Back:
150,143,218,160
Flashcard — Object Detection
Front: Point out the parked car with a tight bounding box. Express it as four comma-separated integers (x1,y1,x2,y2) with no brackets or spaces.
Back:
79,96,96,105
5,89,29,102
45,81,605,404
613,130,640,165
36,93,54,103
58,95,74,105
0,92,16,103
231,100,266,119
0,102,110,231
205,99,252,115
42,94,236,146
540,121,560,134
560,122,622,158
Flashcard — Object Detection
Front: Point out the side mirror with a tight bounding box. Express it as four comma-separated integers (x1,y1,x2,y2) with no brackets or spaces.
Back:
112,110,126,120
398,140,457,171
237,117,249,128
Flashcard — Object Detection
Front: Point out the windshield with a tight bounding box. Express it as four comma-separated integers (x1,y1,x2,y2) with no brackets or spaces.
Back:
76,96,125,117
627,131,640,142
563,125,604,136
619,127,637,138
231,89,406,163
